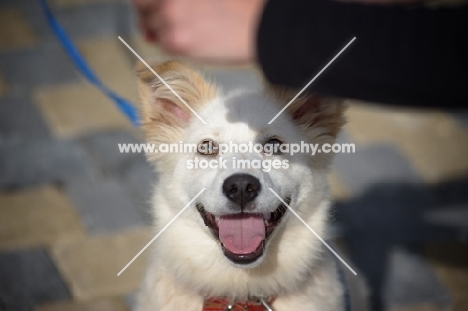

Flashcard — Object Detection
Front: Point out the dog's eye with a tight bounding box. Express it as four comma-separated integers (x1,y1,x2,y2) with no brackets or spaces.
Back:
198,139,218,155
264,138,283,155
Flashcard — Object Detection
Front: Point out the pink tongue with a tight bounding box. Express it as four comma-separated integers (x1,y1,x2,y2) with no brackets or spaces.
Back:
218,214,265,254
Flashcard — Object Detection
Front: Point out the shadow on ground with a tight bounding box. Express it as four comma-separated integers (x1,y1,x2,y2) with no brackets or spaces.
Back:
334,176,468,310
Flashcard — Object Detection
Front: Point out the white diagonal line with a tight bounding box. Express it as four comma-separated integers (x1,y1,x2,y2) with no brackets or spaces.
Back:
118,36,207,125
268,188,357,275
117,188,206,276
268,37,356,124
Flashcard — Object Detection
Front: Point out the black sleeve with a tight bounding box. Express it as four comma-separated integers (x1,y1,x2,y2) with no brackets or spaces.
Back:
256,0,468,109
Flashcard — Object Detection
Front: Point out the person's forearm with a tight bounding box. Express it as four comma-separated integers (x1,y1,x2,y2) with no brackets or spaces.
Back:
257,0,468,108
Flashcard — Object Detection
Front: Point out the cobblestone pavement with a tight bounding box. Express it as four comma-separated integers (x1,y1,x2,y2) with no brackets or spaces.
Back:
1,1,467,310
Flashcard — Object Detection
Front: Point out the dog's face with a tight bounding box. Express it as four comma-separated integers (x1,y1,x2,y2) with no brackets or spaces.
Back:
138,61,344,272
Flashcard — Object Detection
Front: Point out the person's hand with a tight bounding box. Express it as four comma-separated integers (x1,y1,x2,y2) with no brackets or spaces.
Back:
133,0,266,65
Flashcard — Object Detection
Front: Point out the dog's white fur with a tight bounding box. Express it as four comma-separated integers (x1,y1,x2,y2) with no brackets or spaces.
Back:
135,61,368,311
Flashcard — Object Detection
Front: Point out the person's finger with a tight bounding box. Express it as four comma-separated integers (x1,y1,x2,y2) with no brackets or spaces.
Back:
157,21,192,55
158,0,187,27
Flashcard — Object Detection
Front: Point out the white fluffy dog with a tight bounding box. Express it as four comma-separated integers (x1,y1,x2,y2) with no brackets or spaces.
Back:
135,61,367,311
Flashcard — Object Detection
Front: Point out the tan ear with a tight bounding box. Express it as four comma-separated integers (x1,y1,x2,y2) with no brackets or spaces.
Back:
267,85,346,141
136,60,218,142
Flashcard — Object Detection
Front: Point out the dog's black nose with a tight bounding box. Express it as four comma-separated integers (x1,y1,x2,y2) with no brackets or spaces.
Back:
223,174,261,207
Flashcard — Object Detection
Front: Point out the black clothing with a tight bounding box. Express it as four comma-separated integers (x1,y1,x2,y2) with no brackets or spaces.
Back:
257,0,468,109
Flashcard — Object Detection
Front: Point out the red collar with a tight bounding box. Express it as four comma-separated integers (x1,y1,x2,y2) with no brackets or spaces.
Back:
203,296,275,311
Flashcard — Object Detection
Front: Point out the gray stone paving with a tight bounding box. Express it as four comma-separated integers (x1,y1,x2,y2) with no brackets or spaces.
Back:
0,248,70,311
0,41,80,89
80,130,156,208
80,130,143,176
333,140,422,196
66,177,147,235
0,139,98,189
119,157,156,211
384,248,451,308
452,112,468,129
0,95,50,143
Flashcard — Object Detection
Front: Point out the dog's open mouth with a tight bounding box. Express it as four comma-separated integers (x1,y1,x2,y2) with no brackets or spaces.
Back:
196,198,291,265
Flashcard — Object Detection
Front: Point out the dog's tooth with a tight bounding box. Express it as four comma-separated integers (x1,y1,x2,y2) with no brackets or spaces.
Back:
215,216,220,223
263,213,271,221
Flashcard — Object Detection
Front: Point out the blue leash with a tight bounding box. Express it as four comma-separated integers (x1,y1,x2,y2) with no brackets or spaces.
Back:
38,0,139,126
